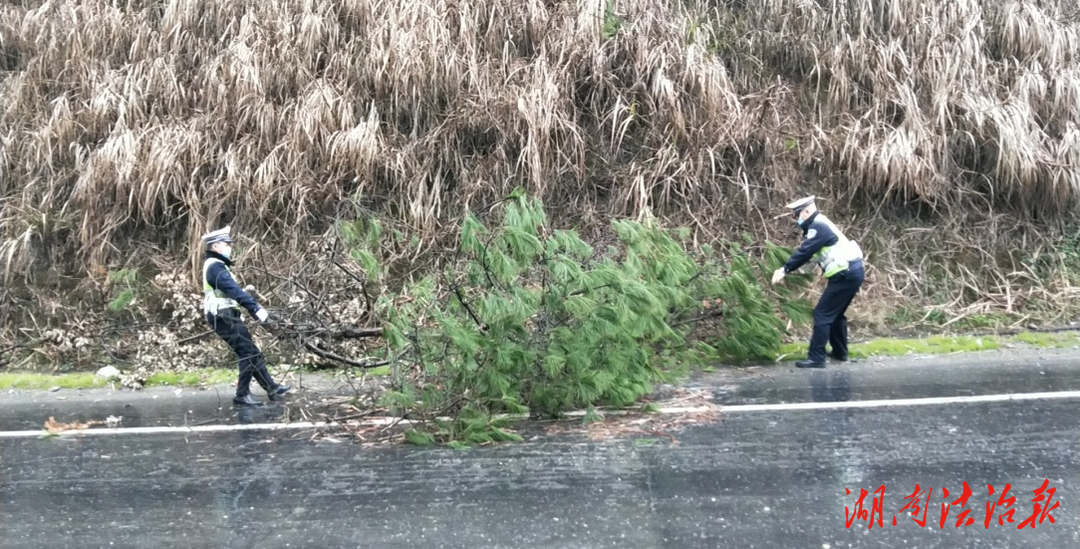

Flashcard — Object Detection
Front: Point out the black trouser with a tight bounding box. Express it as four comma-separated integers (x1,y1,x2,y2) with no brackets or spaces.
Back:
807,261,865,363
206,308,274,397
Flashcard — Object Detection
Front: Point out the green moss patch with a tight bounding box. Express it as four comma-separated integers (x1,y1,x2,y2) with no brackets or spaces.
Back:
0,373,112,390
774,334,1000,361
144,369,235,387
0,368,237,391
1008,331,1080,348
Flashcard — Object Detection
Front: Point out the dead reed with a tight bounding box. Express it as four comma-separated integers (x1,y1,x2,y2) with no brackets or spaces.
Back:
1,0,1078,332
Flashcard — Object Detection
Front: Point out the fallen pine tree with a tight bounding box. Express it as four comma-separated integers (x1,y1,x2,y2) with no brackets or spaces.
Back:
268,191,816,445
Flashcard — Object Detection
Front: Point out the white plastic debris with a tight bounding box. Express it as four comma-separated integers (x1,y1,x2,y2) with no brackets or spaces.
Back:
96,365,121,379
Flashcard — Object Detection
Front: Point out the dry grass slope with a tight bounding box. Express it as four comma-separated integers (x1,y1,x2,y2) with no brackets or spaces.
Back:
1,0,1079,338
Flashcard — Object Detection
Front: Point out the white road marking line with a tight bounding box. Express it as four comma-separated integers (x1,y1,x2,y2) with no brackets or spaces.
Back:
716,390,1080,412
1,390,1078,439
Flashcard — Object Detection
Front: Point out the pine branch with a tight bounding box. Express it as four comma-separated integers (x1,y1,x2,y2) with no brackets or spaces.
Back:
452,285,487,331
265,321,382,339
670,308,725,328
568,283,612,297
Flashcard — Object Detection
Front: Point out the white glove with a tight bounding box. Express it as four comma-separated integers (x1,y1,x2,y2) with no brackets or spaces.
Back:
255,308,269,322
771,268,786,285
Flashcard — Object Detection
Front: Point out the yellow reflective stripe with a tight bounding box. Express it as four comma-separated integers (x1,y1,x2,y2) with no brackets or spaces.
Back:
202,258,239,311
814,245,845,277
811,216,861,277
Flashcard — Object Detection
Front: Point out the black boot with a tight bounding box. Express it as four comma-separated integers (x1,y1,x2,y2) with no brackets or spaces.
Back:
233,394,262,406
796,359,826,369
268,384,292,401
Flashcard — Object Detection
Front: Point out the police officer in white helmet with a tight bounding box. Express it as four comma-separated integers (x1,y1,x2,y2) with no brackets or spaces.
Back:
201,226,291,405
771,197,865,368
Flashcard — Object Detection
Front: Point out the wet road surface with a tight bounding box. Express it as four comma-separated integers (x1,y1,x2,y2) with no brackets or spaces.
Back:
1,349,1078,547
5,348,1080,431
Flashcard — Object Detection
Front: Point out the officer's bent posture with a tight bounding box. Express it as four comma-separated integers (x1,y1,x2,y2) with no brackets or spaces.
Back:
771,196,865,369
201,226,292,405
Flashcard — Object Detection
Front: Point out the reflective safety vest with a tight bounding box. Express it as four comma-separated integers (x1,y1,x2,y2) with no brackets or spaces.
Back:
203,258,240,315
812,216,863,278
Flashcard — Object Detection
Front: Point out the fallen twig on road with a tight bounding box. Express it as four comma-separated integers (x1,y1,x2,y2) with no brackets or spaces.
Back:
43,415,123,433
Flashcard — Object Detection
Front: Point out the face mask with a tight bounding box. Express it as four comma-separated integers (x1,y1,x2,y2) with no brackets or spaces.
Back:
796,210,812,227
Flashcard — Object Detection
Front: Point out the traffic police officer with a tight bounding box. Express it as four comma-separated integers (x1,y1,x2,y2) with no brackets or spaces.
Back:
201,226,291,405
771,197,865,368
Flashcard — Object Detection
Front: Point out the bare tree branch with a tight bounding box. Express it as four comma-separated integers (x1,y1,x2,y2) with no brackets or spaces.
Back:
178,330,215,345
297,339,389,369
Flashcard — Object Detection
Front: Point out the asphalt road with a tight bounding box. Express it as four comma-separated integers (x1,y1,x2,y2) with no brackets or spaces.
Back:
1,349,1078,548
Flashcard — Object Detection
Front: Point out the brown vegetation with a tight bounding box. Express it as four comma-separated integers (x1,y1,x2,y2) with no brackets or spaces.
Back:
1,0,1079,371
